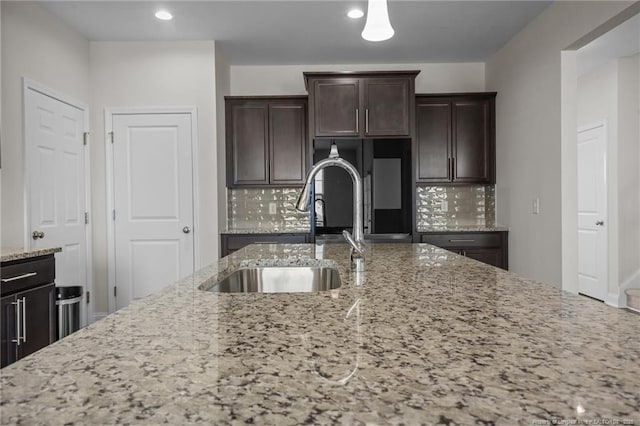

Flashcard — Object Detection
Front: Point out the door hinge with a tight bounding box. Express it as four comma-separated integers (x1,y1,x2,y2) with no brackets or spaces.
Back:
114,286,117,298
86,291,90,304
109,131,114,144
112,210,116,221
84,212,89,224
83,132,89,146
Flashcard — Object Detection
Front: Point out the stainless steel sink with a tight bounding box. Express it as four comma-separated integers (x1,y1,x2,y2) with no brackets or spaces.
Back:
209,266,342,293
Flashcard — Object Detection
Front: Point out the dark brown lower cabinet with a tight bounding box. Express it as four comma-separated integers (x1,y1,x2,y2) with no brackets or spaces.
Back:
419,231,508,270
221,233,310,257
1,255,57,368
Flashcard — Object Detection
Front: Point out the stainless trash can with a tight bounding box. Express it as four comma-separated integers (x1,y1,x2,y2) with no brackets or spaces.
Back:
56,286,83,339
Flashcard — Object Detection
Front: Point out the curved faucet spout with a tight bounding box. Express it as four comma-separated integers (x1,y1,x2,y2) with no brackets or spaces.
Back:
295,151,365,268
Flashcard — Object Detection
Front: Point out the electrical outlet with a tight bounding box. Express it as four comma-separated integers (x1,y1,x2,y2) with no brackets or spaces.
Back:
532,198,540,214
268,202,277,215
441,200,448,212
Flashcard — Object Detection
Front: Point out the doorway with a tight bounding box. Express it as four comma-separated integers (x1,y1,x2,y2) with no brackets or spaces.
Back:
106,109,198,312
23,79,91,326
577,123,608,301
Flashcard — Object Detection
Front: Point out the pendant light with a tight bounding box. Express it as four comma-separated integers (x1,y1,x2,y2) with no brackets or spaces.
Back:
361,0,395,42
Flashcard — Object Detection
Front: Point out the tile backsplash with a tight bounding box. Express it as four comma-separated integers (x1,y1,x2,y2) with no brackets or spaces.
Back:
416,185,495,231
228,185,494,232
227,188,310,231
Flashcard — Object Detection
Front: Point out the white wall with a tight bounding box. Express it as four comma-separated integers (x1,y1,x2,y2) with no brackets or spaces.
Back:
230,62,485,95
90,41,218,312
1,2,90,246
616,54,640,289
485,1,634,288
215,50,230,239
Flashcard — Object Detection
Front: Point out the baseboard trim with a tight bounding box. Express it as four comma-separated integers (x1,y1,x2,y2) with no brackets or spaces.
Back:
92,312,109,324
619,269,640,308
605,293,622,308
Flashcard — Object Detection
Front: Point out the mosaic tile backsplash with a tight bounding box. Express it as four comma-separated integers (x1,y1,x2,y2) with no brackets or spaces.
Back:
416,185,495,231
227,188,310,231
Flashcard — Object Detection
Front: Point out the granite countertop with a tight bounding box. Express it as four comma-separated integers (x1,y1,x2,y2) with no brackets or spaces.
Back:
1,243,638,425
222,228,311,234
0,246,62,263
417,226,509,233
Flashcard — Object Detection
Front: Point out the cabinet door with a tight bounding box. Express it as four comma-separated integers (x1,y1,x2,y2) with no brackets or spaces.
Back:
463,248,503,269
17,284,55,360
1,295,18,368
363,78,411,137
416,100,451,182
452,98,493,183
269,102,307,185
312,79,360,137
228,102,269,186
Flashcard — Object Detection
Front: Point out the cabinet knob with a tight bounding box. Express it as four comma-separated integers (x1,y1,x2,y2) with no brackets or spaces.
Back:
595,220,604,226
182,226,191,234
31,231,45,240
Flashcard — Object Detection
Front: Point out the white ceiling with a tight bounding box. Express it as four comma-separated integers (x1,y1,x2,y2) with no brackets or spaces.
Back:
577,13,640,77
38,1,552,65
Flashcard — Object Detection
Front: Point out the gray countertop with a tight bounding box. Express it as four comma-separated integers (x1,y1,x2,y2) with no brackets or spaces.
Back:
223,227,509,235
0,247,62,263
222,228,311,234
1,243,638,425
416,226,509,233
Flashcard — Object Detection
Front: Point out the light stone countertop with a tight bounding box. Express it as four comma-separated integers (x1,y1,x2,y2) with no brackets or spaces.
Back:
416,226,509,233
222,228,311,234
0,247,62,263
1,243,638,425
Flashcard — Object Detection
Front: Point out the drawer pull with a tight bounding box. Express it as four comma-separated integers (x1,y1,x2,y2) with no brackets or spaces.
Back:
449,239,475,243
2,272,37,283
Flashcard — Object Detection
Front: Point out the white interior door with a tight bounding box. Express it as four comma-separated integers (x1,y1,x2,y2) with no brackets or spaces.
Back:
112,113,194,310
577,124,608,301
25,86,88,324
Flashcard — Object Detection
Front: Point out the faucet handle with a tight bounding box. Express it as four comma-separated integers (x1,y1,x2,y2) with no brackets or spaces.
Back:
342,230,365,255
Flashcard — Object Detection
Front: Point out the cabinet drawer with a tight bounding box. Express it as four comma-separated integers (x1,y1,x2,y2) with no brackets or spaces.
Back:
1,256,55,296
420,232,502,248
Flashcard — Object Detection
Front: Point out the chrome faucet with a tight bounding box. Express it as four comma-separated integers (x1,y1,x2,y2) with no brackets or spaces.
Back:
295,144,366,271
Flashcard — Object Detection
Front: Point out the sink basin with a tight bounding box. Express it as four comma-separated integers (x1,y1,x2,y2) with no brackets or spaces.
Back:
209,266,342,293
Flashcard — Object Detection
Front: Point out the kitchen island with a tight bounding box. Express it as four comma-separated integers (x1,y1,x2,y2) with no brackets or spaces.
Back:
1,243,638,425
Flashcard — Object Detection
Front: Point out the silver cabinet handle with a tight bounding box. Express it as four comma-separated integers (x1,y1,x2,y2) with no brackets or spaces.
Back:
32,231,45,240
449,239,475,243
21,297,26,343
595,220,604,226
1,272,37,283
355,108,359,133
365,108,369,133
182,226,191,234
11,300,21,346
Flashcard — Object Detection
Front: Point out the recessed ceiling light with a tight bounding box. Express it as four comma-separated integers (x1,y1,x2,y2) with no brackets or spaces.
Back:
347,9,364,19
155,10,173,21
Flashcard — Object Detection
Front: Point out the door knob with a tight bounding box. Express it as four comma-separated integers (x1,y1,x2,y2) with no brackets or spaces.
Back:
31,231,45,240
182,226,191,234
595,220,604,226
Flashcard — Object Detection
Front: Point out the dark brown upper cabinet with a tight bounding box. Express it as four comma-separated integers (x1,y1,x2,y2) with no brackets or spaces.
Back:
416,93,496,184
312,79,360,137
226,96,307,188
304,71,419,139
